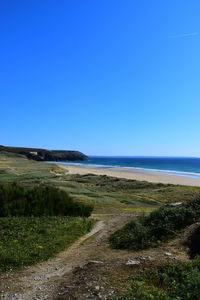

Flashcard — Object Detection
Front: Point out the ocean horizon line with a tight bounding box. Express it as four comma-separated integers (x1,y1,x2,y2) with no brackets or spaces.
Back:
88,155,200,159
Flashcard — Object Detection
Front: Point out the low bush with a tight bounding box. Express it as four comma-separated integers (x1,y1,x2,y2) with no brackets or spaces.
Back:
110,196,200,250
114,258,200,299
185,225,200,258
0,183,93,217
109,220,151,250
143,205,197,240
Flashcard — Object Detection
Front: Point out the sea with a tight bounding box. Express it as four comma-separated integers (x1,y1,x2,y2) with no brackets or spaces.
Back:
58,156,200,179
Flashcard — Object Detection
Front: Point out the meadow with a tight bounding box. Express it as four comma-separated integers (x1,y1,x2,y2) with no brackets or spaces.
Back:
0,152,95,271
1,151,200,215
0,216,93,272
1,151,200,300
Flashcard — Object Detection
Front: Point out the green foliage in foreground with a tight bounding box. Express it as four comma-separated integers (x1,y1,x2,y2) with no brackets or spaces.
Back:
0,216,94,271
110,196,200,250
113,258,200,300
0,183,93,217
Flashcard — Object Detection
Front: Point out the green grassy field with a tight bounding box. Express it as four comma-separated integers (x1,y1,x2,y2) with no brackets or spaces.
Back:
1,151,200,214
0,216,93,272
0,152,96,271
1,151,200,274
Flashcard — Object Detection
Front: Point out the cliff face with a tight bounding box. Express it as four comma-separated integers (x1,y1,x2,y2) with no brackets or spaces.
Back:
0,146,88,162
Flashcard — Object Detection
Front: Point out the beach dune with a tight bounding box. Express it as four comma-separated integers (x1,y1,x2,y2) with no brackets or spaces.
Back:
58,164,200,187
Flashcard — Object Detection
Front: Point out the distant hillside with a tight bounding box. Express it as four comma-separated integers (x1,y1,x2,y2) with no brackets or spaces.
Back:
0,146,88,162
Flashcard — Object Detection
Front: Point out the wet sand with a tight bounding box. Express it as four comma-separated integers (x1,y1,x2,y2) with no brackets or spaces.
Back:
58,164,200,187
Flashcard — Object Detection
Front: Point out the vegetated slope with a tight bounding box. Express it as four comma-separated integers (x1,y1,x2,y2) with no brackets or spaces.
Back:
0,145,88,161
110,196,200,250
1,153,200,299
1,151,200,214
109,197,200,300
113,258,200,300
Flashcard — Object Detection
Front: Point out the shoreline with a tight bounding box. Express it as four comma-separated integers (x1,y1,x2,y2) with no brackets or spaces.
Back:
57,163,200,187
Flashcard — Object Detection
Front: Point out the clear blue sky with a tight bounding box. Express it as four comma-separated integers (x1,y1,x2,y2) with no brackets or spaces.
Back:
1,1,200,156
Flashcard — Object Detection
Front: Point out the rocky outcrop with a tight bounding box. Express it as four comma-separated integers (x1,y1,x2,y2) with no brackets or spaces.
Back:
0,146,88,162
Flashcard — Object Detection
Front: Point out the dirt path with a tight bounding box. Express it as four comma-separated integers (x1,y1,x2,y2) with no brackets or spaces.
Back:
0,214,189,300
0,215,134,300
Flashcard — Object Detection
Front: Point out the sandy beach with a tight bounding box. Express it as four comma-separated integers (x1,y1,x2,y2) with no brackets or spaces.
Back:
57,164,200,187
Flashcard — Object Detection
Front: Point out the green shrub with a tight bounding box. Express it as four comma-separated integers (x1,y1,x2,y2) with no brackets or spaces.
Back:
0,183,93,217
151,261,200,299
143,206,197,240
184,226,200,258
110,196,200,250
110,220,151,250
113,258,200,300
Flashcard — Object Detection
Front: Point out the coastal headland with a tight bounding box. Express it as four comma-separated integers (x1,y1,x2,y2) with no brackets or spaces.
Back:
0,145,88,162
